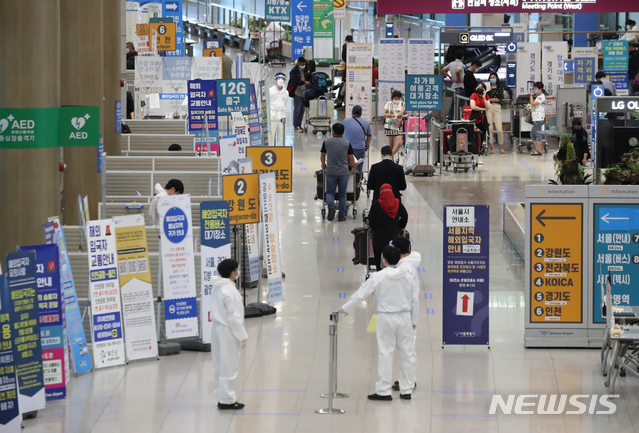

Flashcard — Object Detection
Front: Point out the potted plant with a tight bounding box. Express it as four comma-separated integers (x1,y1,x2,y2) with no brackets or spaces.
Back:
604,165,622,183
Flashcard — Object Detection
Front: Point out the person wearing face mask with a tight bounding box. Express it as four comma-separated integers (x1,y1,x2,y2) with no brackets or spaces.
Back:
269,72,289,146
210,259,248,411
383,90,409,159
529,82,546,156
486,73,507,154
470,83,490,148
620,19,638,45
289,57,311,132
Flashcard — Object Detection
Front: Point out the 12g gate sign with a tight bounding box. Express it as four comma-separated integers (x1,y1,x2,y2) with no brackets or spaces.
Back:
222,173,260,225
217,79,250,115
405,75,443,111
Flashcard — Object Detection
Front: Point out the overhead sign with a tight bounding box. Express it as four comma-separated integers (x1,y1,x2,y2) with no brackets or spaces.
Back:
17,244,67,401
265,0,291,21
603,40,629,72
246,146,293,192
385,22,394,38
149,18,177,51
4,251,46,413
440,27,513,45
442,205,490,345
86,219,126,369
291,0,313,60
222,173,261,225
200,201,231,344
529,203,583,323
405,75,443,111
572,47,597,84
113,214,159,362
379,0,638,14
158,194,199,339
216,79,250,115
162,1,185,56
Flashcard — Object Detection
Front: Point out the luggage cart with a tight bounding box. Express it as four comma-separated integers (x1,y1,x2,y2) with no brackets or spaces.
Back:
314,167,359,220
442,120,481,173
305,95,333,135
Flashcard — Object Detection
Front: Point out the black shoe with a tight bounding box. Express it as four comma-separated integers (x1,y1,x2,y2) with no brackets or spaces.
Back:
400,394,412,400
392,380,417,391
327,206,336,221
218,402,245,410
338,214,346,222
368,393,392,401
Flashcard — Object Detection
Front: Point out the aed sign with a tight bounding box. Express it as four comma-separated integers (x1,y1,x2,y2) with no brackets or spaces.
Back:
222,173,261,225
529,203,583,323
246,146,293,193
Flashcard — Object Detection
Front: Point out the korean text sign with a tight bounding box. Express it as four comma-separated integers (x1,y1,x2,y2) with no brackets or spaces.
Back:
246,146,293,193
405,75,443,111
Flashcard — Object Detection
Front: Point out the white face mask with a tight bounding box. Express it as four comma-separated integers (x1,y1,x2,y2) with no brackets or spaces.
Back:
393,99,401,105
276,78,284,88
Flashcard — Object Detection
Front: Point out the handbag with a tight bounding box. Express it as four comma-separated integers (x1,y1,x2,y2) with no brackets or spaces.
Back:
525,111,533,124
501,87,512,106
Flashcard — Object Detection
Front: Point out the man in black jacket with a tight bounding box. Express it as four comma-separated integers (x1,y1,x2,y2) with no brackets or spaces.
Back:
289,57,310,132
367,145,407,202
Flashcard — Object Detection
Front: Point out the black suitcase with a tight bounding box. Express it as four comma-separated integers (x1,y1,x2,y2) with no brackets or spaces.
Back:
352,227,368,265
315,169,360,202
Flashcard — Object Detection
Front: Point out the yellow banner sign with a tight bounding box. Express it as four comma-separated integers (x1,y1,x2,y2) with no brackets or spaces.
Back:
149,21,176,51
246,146,293,193
222,173,261,225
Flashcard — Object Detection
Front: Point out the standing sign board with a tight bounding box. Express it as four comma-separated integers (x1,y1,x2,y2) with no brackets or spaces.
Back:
0,276,20,433
291,0,313,60
4,251,46,413
259,172,284,303
220,134,241,175
345,43,374,121
572,47,597,84
113,214,159,362
223,173,261,225
259,80,269,148
378,39,405,119
248,84,263,146
187,79,219,154
200,201,231,344
162,1,185,57
442,206,490,345
607,72,629,95
407,39,435,75
524,186,588,347
541,42,567,96
245,223,261,282
589,186,639,327
516,42,540,97
45,218,93,374
149,18,177,51
246,146,293,193
135,24,150,55
158,194,199,339
203,38,224,58
312,0,334,62
86,220,126,368
216,79,250,115
603,41,629,72
265,0,291,21
17,244,67,401
405,75,443,111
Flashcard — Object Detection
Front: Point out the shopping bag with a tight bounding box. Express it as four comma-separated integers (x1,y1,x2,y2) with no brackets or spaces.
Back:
367,314,377,333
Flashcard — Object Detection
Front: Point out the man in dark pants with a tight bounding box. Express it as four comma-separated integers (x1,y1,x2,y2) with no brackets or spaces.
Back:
289,57,310,132
463,59,482,98
321,123,358,221
367,145,406,202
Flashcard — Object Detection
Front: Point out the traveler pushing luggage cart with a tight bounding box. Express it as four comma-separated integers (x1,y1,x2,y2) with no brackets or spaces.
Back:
314,167,360,220
304,72,333,135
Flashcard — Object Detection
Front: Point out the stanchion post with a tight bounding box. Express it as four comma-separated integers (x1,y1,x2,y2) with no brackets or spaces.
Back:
316,315,345,414
321,312,349,399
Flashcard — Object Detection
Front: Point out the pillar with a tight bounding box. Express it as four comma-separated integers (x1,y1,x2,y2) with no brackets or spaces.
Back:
0,1,61,257
60,0,105,224
104,0,122,156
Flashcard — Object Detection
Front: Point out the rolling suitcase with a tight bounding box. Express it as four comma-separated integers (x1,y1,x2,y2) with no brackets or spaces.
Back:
352,227,368,265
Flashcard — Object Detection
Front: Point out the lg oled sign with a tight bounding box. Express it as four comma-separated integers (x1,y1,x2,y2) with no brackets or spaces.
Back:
379,0,637,14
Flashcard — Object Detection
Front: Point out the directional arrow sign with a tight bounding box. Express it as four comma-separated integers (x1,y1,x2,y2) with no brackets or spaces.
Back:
456,291,474,316
297,1,306,10
535,209,576,227
601,213,629,224
166,2,178,11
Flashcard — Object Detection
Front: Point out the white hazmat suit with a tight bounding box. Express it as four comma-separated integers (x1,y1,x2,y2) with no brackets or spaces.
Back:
269,79,288,146
210,276,248,404
341,265,418,396
147,183,167,226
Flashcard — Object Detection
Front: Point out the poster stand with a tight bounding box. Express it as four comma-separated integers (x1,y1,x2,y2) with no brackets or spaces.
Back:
155,240,181,356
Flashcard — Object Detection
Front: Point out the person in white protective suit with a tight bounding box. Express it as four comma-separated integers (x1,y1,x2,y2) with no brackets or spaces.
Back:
210,259,248,410
338,245,418,401
269,72,288,146
390,235,421,393
147,179,183,226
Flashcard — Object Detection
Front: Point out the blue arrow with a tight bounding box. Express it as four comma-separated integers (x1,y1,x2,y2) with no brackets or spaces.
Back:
337,267,344,272
339,293,346,299
332,237,339,242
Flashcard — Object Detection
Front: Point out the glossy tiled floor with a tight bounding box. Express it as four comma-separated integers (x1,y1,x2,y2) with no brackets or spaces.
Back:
24,101,639,433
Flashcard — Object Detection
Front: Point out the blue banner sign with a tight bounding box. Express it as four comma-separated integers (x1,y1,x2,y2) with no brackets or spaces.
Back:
405,75,443,111
291,0,312,60
163,0,185,56
265,0,291,21
0,275,20,431
603,41,629,72
216,79,250,115
248,84,263,146
442,205,490,345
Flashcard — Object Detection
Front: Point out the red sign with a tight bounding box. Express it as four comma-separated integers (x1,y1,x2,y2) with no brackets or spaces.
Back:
379,0,637,15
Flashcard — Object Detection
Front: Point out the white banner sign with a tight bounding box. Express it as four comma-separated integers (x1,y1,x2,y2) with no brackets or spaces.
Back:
245,223,260,282
85,219,126,369
542,41,568,96
159,194,199,339
346,43,374,121
516,42,540,97
259,172,284,303
378,38,406,118
407,39,434,75
113,214,159,362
